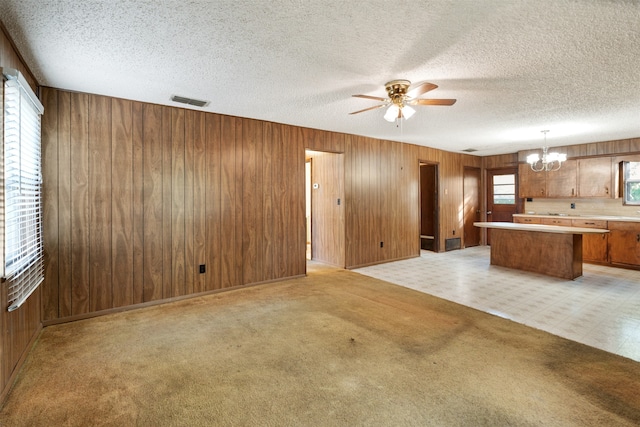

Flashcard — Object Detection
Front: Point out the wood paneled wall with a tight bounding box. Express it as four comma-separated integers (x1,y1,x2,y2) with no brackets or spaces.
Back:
42,87,485,319
0,23,41,403
42,88,306,322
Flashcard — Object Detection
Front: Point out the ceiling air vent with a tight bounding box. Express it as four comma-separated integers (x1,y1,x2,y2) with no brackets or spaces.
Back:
171,95,209,107
462,148,478,153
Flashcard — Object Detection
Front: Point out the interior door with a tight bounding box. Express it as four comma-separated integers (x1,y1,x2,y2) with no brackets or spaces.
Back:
463,167,481,247
487,168,519,244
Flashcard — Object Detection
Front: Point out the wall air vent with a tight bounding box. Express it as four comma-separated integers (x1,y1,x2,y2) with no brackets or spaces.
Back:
462,148,478,153
170,95,209,107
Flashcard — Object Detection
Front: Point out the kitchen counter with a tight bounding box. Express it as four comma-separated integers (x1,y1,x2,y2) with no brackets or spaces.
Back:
474,222,608,279
513,213,640,222
474,221,609,235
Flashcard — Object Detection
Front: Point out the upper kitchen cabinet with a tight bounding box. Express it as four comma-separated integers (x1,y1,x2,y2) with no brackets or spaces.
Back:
518,163,546,198
577,157,616,198
518,159,577,198
546,159,577,198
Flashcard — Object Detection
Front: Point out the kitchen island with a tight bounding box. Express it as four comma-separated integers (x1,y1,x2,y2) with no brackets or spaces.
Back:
474,222,609,279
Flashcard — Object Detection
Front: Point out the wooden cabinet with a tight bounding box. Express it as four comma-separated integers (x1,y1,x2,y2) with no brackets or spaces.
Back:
572,219,608,264
608,221,640,268
518,163,546,198
518,160,577,198
514,216,541,224
577,157,615,198
546,159,577,198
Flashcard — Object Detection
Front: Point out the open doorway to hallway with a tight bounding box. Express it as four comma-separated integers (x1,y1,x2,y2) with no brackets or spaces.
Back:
305,150,345,267
419,162,439,252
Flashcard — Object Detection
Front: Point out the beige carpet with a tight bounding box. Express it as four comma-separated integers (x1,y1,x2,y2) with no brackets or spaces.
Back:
1,263,639,426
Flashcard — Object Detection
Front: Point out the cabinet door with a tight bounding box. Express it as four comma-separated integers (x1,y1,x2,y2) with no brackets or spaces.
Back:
546,159,577,198
573,219,608,263
608,221,640,266
518,163,546,198
578,157,614,198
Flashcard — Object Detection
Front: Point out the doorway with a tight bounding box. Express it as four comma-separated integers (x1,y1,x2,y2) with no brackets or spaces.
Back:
463,167,481,247
486,168,519,244
419,162,438,252
305,150,345,267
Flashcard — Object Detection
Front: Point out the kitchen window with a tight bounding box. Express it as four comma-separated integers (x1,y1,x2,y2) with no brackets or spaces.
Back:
623,161,640,205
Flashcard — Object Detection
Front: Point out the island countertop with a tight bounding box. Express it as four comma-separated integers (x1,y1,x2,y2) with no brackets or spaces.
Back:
473,222,609,234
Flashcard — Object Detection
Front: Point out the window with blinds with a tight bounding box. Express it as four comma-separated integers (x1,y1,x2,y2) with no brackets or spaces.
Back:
2,68,45,312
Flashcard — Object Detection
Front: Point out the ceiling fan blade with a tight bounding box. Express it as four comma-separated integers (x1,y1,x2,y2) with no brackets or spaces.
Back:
406,82,438,99
352,94,389,102
349,104,387,115
411,98,457,106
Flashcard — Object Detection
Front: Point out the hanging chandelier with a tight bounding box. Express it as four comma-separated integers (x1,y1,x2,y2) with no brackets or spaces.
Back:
526,130,566,172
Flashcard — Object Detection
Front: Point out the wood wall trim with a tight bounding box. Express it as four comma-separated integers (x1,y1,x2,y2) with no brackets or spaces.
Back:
42,274,306,328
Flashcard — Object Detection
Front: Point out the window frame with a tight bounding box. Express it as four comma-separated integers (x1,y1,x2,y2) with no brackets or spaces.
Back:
2,67,45,312
622,161,640,206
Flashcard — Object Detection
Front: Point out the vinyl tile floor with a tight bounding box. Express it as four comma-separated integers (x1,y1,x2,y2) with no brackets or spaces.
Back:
353,246,640,362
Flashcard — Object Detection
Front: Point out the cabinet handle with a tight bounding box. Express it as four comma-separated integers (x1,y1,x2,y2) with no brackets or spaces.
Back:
572,188,575,196
637,234,640,243
585,222,595,225
605,186,609,194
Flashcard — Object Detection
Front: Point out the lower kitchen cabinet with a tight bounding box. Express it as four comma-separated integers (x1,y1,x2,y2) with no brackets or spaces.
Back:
572,219,608,264
608,221,640,268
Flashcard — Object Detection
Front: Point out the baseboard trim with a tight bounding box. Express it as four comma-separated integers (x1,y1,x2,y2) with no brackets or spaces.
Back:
43,274,306,327
1,323,43,406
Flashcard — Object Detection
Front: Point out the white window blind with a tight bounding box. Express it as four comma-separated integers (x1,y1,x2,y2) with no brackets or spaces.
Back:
2,68,44,312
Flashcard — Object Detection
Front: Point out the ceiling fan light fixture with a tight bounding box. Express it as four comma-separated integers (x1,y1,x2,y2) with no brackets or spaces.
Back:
402,105,416,120
384,104,400,122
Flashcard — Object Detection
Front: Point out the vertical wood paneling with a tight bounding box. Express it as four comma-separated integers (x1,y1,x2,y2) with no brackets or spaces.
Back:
262,122,275,281
187,110,206,293
205,114,222,290
343,134,356,267
242,118,263,284
272,123,286,278
162,108,173,298
171,108,186,297
41,88,59,320
291,130,306,276
88,95,112,312
234,118,245,282
70,92,90,315
220,116,239,287
142,104,164,302
57,91,72,317
111,98,133,308
131,102,144,305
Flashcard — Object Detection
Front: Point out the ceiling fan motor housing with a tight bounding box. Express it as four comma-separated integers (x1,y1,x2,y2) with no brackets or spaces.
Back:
385,80,411,105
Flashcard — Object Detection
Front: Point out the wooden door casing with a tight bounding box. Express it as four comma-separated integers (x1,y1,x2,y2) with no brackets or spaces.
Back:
463,167,481,247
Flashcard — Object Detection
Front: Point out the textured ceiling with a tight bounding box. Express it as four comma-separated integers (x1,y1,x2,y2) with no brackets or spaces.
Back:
2,0,639,156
